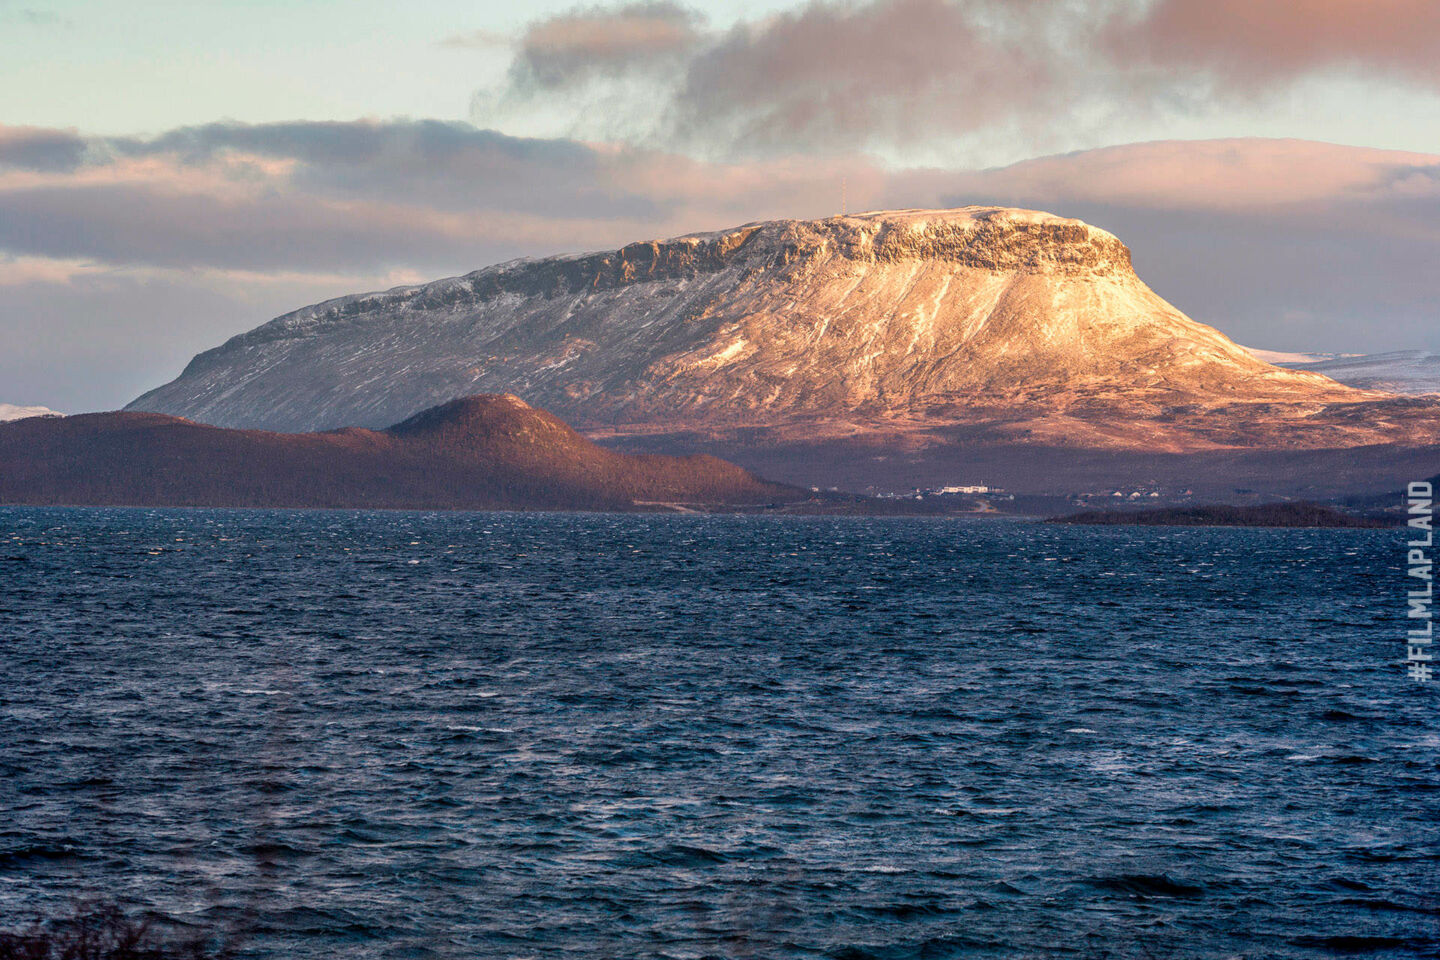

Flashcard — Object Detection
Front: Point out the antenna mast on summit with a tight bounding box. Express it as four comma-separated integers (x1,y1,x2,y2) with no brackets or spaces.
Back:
841,177,847,216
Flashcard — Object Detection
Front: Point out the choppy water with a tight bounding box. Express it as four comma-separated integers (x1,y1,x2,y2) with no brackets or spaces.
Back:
0,507,1436,959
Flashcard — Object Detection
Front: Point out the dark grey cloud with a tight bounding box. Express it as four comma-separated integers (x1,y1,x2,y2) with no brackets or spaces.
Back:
136,119,594,170
0,126,88,171
121,119,656,219
0,181,497,273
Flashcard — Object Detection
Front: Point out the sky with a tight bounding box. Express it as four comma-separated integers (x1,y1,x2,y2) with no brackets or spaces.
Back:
2,0,1439,412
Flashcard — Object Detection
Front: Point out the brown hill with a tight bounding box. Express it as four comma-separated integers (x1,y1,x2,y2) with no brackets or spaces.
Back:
0,394,799,511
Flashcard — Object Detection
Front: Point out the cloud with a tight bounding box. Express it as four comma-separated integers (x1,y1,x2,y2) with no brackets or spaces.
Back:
935,138,1440,211
1102,0,1440,91
468,1,709,146
0,255,105,286
509,0,704,88
0,121,672,275
667,0,1059,154
120,119,658,220
438,28,511,50
470,0,1440,160
0,126,88,171
475,0,1067,156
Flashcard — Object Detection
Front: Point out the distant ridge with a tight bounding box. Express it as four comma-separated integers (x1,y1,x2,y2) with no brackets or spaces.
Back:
0,394,798,511
1264,350,1440,396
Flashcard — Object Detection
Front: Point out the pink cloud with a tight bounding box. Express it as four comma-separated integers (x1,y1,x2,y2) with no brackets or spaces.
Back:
930,138,1440,211
1103,0,1440,88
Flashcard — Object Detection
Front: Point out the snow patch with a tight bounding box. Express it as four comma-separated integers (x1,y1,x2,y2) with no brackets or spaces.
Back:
0,403,63,422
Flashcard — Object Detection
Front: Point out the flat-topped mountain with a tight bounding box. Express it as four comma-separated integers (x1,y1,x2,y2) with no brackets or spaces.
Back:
127,207,1438,456
0,394,798,511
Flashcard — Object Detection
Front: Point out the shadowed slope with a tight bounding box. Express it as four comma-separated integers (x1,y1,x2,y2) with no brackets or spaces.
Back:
0,395,797,510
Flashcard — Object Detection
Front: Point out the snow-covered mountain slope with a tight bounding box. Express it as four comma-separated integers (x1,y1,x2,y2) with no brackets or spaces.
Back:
1243,348,1346,366
0,403,62,422
128,208,1434,451
1259,350,1440,395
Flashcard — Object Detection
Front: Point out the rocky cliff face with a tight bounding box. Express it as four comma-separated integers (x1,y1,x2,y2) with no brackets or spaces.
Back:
127,207,1432,451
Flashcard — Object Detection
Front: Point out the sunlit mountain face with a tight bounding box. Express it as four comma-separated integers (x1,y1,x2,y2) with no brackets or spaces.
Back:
128,207,1438,462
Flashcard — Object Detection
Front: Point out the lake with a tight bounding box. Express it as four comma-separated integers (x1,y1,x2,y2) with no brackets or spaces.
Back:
1,508,1435,958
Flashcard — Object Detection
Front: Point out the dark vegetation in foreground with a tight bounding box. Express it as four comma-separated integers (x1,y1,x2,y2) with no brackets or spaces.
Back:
1050,501,1398,528
0,904,216,960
